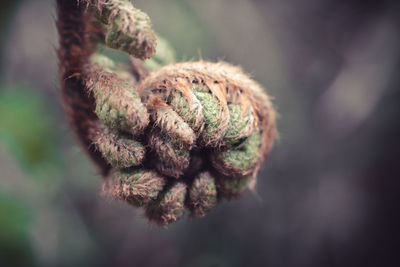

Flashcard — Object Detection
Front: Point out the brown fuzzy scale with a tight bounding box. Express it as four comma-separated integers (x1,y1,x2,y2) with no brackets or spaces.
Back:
84,63,149,135
148,130,190,179
58,0,277,226
148,98,196,150
106,169,166,207
188,172,217,218
145,182,187,226
81,0,157,60
92,124,145,168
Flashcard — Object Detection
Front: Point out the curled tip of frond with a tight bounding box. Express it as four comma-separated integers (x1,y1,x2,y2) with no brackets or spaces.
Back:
82,0,157,59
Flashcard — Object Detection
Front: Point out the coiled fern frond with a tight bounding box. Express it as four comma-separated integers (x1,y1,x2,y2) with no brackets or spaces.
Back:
57,0,276,226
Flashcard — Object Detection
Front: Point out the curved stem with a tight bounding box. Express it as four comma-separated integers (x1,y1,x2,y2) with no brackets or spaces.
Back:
57,0,111,176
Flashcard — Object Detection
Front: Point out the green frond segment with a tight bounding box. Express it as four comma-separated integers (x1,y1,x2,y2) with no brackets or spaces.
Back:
188,172,217,218
223,103,254,147
212,129,262,178
149,132,190,179
111,169,166,207
166,90,204,134
192,87,228,146
222,130,262,171
87,0,157,59
86,56,149,135
93,78,149,135
146,182,187,226
151,105,195,150
93,128,145,169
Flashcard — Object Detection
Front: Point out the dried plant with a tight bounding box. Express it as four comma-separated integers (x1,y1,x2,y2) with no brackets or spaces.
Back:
57,0,277,226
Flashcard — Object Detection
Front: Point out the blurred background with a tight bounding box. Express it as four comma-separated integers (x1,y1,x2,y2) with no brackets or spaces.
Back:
0,0,399,266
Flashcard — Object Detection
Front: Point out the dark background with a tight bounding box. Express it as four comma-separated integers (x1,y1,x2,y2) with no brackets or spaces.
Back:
0,0,399,266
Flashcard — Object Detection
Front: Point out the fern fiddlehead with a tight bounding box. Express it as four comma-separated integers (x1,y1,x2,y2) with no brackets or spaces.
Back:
57,0,277,226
